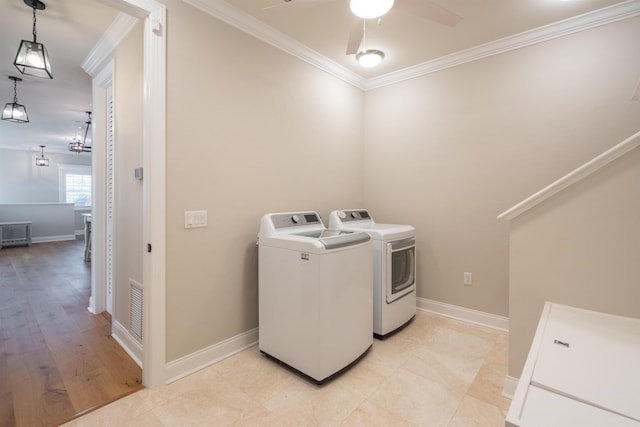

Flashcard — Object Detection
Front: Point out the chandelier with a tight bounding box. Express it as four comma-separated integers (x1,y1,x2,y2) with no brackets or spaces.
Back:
2,76,29,123
14,0,53,79
69,111,92,153
36,145,49,166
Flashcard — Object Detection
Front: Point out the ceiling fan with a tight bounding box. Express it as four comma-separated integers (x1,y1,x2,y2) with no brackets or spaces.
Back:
264,0,462,56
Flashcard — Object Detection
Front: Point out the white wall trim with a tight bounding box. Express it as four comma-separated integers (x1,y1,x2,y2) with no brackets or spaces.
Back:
32,235,76,244
86,60,113,317
502,375,519,400
497,130,640,221
181,0,640,91
0,144,90,155
82,13,139,76
112,319,144,368
165,328,259,384
97,0,167,389
417,297,509,332
366,0,640,90
182,0,367,89
139,0,168,390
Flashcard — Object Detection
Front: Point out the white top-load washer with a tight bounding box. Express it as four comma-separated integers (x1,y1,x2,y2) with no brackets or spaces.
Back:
258,211,373,383
329,209,416,338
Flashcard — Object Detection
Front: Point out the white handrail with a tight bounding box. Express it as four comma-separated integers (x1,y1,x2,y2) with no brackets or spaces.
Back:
497,130,640,221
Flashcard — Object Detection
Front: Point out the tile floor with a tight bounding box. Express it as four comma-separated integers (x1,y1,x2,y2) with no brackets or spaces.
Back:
61,311,511,426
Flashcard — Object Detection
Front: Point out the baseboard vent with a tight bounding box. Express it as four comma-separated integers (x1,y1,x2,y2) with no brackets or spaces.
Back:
129,279,143,341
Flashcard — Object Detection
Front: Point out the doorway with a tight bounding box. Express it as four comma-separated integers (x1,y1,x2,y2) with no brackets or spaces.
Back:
90,0,166,388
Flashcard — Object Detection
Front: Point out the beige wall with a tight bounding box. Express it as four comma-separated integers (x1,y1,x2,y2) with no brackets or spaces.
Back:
113,22,144,330
363,17,640,317
508,146,640,378
133,2,639,365
164,0,364,361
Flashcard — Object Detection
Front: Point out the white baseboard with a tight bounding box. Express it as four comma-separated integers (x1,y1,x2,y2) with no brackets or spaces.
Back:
502,375,519,399
75,229,85,236
112,319,143,368
150,300,507,386
32,234,76,243
165,327,259,384
417,297,509,332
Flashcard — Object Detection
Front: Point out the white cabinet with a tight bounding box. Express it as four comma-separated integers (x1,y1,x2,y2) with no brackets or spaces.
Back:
506,303,640,427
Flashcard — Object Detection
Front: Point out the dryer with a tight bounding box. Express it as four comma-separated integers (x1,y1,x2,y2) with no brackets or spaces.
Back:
329,209,416,338
258,211,373,383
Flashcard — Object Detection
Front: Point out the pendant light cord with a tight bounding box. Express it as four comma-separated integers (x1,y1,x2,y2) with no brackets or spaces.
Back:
32,5,38,43
82,113,91,146
13,80,18,104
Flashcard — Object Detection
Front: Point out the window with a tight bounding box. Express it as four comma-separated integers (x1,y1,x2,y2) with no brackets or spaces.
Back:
59,164,92,208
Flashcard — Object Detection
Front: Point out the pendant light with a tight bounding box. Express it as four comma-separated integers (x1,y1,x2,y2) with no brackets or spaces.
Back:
14,0,53,79
350,0,394,19
36,145,49,166
69,111,92,153
2,76,29,123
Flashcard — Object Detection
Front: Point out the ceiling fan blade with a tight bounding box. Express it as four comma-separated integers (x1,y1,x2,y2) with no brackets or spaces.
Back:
395,0,462,27
263,0,335,11
346,17,364,55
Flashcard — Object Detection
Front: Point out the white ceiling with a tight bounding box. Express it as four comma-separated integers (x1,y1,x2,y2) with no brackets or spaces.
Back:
0,0,636,154
0,0,118,154
224,0,625,77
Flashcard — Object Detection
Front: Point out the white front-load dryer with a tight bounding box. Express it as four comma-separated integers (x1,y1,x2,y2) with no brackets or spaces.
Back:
258,211,373,383
329,209,416,338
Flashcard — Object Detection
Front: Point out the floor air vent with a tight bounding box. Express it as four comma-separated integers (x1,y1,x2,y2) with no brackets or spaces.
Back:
129,279,143,340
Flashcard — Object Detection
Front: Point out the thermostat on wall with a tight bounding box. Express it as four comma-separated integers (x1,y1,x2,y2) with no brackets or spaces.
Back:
134,167,143,180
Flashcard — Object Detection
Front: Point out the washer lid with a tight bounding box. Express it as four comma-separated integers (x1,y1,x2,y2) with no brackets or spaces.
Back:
291,229,371,249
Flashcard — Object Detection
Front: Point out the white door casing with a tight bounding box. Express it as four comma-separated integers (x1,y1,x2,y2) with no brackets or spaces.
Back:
106,82,115,315
85,0,166,388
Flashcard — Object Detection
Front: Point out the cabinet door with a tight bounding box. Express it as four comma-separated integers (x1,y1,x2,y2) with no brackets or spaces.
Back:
531,304,640,421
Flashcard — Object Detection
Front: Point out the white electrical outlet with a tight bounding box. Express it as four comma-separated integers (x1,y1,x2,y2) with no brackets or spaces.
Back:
464,272,473,286
185,210,208,229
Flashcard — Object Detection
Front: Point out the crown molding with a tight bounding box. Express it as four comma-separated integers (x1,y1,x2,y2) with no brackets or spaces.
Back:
182,0,367,89
366,0,640,90
183,0,640,91
0,144,92,155
82,12,140,77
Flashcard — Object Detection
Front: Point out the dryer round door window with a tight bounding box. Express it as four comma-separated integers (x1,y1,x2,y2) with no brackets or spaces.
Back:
386,238,416,303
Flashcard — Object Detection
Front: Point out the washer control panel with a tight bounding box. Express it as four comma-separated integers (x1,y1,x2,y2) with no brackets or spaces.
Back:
270,212,322,229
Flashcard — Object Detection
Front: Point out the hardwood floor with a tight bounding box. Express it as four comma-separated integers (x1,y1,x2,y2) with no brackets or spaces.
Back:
0,238,143,427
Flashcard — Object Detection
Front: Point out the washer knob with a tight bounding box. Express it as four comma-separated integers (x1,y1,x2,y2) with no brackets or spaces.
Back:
338,211,346,219
350,212,358,219
291,215,300,224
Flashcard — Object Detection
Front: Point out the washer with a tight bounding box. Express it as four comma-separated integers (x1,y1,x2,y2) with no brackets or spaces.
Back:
258,211,373,383
329,209,416,339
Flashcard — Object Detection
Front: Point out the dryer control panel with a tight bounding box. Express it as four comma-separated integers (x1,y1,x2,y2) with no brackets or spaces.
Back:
337,209,372,223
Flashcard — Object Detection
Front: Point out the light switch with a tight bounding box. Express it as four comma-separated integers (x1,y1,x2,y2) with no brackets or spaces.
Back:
185,210,207,229
464,272,473,286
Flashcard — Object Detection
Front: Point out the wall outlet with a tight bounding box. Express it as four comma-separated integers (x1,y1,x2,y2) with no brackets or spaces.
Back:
464,272,473,286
